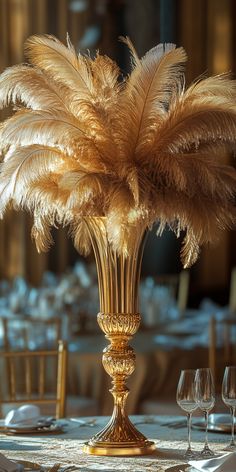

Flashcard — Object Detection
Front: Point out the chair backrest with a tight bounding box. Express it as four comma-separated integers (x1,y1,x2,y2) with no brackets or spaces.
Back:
0,340,67,418
1,316,62,350
177,270,190,315
209,316,236,386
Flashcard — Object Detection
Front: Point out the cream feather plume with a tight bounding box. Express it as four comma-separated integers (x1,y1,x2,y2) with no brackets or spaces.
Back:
24,34,94,99
0,65,67,113
0,34,236,267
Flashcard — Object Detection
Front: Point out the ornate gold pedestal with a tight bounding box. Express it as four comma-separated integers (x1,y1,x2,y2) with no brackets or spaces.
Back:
83,217,156,456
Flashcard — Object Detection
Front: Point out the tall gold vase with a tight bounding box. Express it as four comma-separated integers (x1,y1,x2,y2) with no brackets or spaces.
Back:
83,217,155,456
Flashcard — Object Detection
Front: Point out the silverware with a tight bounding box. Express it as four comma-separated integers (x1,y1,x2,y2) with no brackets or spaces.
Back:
133,416,158,426
160,420,186,429
37,417,55,427
70,418,97,427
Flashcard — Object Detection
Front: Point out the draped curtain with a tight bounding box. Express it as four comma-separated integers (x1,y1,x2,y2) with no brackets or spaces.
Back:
179,0,235,294
0,0,235,293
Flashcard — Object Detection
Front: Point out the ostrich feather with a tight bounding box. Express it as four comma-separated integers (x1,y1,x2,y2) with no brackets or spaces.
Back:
0,109,111,173
151,187,236,266
0,101,118,174
31,214,54,253
18,174,61,213
106,186,149,255
0,35,236,266
152,101,236,155
71,218,92,256
24,34,93,99
119,36,140,68
124,165,140,204
0,65,67,113
0,145,66,215
90,53,120,105
58,171,105,208
24,35,121,112
24,34,122,143
70,99,118,168
116,44,187,162
182,73,236,101
0,109,86,147
181,231,200,268
146,151,236,199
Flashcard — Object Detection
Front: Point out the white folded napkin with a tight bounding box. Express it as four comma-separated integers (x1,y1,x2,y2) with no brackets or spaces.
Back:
0,452,23,472
5,405,40,428
189,452,236,471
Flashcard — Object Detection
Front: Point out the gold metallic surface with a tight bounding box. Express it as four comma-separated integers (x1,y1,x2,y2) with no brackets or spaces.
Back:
83,217,155,456
83,441,156,456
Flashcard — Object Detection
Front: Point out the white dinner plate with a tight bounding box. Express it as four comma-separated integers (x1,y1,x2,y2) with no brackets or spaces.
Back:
0,418,63,435
0,424,63,435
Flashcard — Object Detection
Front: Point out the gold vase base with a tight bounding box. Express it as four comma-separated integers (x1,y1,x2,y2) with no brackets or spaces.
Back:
83,440,156,456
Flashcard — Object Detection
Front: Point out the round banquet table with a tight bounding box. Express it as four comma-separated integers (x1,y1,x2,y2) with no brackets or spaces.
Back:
0,415,232,471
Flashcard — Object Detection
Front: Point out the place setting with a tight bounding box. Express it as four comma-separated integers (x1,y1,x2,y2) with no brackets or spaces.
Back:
169,366,236,471
0,405,64,436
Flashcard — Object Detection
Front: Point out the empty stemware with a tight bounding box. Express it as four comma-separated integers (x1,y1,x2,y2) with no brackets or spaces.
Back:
176,369,198,458
194,367,215,457
222,366,236,450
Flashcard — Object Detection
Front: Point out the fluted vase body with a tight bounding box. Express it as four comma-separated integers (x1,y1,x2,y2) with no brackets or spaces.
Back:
83,217,155,456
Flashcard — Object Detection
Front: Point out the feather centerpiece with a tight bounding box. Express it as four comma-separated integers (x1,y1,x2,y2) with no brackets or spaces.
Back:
0,34,236,267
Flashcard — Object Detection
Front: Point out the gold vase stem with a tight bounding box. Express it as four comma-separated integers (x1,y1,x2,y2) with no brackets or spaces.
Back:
83,217,155,456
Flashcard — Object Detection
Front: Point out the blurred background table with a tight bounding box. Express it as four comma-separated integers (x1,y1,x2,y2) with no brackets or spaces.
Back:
0,263,235,418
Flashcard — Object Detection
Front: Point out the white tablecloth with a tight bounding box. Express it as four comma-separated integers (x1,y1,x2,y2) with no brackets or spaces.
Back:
0,415,231,471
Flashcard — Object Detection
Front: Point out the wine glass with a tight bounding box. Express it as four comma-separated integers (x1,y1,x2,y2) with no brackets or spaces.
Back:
222,366,236,450
194,368,215,457
176,369,198,458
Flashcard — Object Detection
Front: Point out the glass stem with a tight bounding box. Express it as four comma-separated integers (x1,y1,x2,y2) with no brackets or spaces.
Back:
204,410,209,449
187,412,192,450
230,406,235,444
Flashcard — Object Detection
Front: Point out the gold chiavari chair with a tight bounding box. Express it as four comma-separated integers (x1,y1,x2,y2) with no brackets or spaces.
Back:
1,317,102,417
0,340,67,419
177,270,190,315
209,316,236,387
